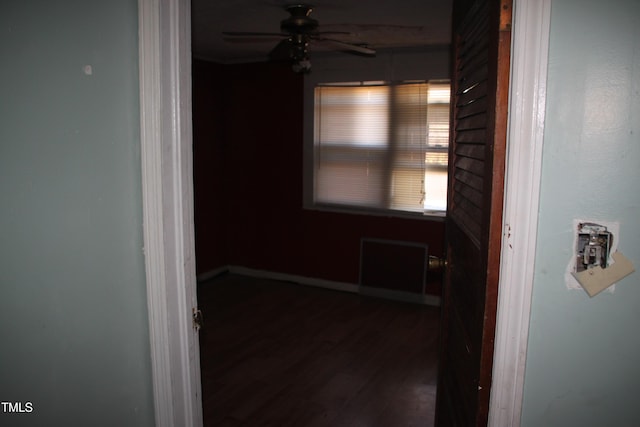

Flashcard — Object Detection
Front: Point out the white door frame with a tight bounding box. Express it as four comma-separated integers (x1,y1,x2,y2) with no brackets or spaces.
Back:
489,0,550,425
138,0,202,426
136,0,550,426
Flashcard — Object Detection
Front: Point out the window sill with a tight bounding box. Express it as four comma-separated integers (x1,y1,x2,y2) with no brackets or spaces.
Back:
305,203,446,222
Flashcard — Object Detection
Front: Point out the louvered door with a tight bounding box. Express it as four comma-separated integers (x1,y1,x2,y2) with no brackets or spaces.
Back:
435,0,512,425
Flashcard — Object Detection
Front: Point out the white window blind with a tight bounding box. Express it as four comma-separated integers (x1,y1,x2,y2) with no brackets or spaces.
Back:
313,80,450,214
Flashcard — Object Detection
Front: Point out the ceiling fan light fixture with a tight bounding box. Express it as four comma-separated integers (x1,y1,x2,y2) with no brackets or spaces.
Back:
289,34,311,73
289,34,309,57
292,59,311,73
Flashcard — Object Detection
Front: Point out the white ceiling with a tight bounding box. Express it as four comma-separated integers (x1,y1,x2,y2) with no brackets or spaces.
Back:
191,0,453,63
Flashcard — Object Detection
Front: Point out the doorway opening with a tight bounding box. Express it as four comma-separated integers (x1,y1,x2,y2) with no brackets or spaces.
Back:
188,1,508,426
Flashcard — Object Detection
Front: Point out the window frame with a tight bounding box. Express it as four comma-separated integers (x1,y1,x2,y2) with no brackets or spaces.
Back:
306,79,450,220
301,49,452,222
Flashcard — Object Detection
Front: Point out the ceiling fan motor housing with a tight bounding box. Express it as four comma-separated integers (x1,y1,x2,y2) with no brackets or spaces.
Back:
280,4,318,33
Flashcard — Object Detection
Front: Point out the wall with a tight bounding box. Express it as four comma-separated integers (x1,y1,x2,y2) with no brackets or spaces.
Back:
0,1,154,426
193,60,228,270
521,1,640,426
193,52,447,294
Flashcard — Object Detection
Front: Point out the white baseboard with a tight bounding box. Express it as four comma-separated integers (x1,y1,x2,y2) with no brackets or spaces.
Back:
196,266,228,283
228,266,360,293
360,286,441,306
197,265,440,306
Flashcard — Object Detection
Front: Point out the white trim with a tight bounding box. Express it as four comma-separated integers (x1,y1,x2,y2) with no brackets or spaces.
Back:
199,266,441,306
489,0,550,426
196,266,229,283
360,286,441,306
139,0,202,426
228,266,360,293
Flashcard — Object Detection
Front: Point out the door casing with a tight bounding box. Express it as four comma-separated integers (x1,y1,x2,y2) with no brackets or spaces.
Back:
136,0,550,425
489,0,550,425
138,0,203,426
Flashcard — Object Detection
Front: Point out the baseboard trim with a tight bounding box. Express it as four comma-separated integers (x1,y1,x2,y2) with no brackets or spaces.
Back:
196,267,228,283
197,265,440,306
228,266,360,294
360,285,441,306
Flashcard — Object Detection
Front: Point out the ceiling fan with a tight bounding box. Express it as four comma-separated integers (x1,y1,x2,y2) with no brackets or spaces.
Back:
222,4,376,73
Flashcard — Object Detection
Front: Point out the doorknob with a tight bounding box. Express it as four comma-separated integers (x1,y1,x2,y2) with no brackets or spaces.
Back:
428,255,448,272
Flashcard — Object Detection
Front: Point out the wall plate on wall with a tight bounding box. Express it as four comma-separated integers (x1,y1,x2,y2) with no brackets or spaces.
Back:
565,219,619,292
566,219,635,297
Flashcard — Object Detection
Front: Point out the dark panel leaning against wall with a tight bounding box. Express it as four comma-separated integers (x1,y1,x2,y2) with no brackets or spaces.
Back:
193,60,445,296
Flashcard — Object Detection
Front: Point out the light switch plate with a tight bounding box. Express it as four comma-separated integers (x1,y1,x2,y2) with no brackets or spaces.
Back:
571,251,635,297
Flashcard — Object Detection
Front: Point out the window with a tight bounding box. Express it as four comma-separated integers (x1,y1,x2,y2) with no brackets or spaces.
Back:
313,80,450,215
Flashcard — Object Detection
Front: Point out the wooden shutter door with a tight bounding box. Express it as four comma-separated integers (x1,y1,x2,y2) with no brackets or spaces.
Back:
435,0,512,425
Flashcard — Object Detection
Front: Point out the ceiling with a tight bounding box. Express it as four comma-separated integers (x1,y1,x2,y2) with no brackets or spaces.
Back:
191,0,453,64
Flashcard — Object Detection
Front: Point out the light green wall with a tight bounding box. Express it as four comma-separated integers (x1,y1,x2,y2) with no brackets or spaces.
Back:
521,0,640,426
0,1,154,426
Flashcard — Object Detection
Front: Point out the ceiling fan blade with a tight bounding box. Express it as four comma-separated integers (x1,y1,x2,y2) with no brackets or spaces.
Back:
222,31,287,37
313,37,376,56
312,31,352,36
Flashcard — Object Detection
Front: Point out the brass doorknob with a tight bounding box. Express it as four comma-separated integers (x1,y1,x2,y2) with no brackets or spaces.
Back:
428,255,448,272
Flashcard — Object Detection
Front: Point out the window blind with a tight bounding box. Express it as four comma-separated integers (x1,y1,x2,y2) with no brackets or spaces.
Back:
313,81,450,214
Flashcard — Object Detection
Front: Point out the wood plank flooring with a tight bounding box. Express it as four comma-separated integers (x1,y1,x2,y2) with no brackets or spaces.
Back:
198,273,440,427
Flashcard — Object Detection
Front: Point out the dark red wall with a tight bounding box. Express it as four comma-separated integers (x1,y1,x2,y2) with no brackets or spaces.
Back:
193,60,228,268
193,59,445,294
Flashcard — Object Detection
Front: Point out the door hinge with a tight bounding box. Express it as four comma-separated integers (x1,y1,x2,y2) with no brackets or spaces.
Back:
192,308,203,332
500,0,513,31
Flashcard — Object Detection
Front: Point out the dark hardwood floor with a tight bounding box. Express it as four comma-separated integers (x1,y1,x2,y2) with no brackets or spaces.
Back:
198,273,440,427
